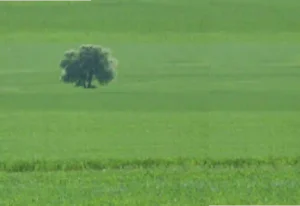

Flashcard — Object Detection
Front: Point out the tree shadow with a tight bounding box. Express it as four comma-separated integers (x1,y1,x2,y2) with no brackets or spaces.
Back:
86,85,97,89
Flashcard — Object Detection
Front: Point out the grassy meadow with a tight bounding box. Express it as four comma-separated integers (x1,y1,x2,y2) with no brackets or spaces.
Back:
0,0,300,205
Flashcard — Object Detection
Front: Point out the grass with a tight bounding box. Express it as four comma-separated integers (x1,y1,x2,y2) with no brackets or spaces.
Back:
0,0,300,205
1,167,300,205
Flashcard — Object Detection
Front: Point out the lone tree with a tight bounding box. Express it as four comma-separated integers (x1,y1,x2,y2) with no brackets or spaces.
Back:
59,44,118,88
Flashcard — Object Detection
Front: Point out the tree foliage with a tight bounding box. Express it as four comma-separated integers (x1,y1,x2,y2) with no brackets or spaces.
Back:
59,44,118,88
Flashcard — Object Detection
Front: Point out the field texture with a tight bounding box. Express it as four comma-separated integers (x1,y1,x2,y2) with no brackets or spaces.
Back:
0,0,300,205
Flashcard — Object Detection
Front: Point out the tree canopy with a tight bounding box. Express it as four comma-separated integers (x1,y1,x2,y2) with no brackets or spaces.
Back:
59,44,118,88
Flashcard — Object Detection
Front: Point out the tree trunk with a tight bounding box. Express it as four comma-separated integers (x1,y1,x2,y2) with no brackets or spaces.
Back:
86,71,93,88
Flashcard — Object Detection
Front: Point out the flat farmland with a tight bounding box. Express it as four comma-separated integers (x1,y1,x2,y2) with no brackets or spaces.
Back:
0,0,300,205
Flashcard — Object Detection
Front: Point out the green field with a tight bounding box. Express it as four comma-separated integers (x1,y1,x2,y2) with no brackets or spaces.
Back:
1,0,300,205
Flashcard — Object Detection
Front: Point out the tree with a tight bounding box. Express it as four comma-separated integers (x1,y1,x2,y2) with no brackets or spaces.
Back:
59,44,118,88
